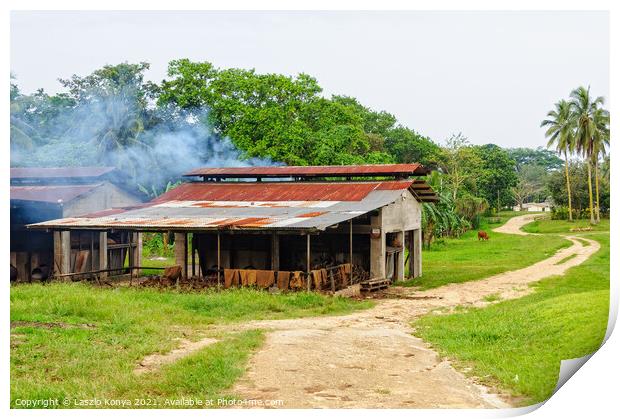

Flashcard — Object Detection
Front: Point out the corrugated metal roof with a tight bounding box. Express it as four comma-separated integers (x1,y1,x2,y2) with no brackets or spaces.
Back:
28,188,410,232
153,180,414,203
10,167,116,179
10,184,103,204
184,163,427,178
28,178,437,232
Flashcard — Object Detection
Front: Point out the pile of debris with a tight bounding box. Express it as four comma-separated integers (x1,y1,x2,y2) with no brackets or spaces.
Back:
133,263,372,293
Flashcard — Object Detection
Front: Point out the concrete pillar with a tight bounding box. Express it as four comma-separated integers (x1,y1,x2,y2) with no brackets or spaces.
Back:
99,232,108,279
174,232,187,278
271,233,280,271
53,231,71,278
413,228,422,278
395,230,405,282
369,212,386,279
132,232,142,276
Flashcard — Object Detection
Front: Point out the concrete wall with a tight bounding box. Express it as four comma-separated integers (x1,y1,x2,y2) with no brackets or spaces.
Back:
370,190,422,281
63,182,141,217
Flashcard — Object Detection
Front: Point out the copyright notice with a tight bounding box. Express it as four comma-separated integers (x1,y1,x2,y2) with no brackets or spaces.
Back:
13,397,284,408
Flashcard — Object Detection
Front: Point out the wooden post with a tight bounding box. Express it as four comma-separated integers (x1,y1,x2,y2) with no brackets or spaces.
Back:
53,231,71,278
217,232,221,287
306,233,311,291
99,232,108,280
271,232,280,271
330,269,335,292
349,219,353,285
184,233,188,280
128,235,133,285
90,232,94,274
191,234,196,277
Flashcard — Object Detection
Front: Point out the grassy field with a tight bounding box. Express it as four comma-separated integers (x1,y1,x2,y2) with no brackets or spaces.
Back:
403,213,570,289
522,218,610,234
413,220,610,405
10,284,371,408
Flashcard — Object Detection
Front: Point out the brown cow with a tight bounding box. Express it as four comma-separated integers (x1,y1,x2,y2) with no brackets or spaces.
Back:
477,231,489,241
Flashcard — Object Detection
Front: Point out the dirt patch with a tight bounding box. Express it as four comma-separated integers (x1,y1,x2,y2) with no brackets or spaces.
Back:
134,337,218,375
224,216,599,408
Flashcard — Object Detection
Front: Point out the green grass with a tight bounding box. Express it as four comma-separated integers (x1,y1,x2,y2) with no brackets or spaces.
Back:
11,284,371,408
482,293,501,303
139,255,176,275
522,218,610,234
403,215,570,289
414,231,610,405
555,254,577,265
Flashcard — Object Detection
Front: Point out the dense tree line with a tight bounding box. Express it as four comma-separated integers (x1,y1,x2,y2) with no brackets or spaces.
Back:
9,60,609,242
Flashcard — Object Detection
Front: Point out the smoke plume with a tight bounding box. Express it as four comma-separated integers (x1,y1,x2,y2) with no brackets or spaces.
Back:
10,89,277,196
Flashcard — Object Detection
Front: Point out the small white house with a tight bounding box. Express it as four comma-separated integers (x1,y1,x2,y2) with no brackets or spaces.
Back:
512,202,551,212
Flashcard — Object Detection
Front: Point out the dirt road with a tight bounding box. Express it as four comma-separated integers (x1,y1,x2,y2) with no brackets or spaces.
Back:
227,215,599,408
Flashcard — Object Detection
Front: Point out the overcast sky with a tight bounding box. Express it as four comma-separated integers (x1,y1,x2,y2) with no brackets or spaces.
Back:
11,10,609,149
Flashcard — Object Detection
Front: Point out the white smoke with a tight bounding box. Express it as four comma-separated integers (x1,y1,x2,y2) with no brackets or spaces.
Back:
11,89,278,196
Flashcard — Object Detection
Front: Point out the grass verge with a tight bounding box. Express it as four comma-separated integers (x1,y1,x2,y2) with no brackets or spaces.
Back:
522,218,610,234
10,284,371,408
403,214,570,290
413,231,609,405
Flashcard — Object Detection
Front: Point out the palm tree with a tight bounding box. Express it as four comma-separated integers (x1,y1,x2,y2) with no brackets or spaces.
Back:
541,100,575,221
570,86,605,224
591,107,610,222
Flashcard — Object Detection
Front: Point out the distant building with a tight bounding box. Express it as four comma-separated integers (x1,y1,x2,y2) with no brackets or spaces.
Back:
512,202,552,212
10,167,143,282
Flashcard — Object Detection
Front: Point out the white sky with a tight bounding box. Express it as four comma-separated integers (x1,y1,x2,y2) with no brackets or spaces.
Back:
10,10,609,149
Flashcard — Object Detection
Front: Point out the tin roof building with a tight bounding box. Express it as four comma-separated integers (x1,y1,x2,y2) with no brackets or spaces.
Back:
10,167,143,283
29,164,437,292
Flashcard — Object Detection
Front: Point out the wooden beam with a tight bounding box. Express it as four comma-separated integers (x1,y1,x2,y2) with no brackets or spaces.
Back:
271,232,280,271
217,232,221,287
306,234,311,291
349,219,353,286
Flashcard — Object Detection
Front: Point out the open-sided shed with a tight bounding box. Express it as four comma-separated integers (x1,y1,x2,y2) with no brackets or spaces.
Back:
28,164,437,291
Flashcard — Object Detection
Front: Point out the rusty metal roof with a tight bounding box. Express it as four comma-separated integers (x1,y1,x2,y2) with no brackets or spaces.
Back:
28,178,437,232
184,163,427,179
10,167,116,180
10,184,103,204
153,180,415,203
29,180,422,231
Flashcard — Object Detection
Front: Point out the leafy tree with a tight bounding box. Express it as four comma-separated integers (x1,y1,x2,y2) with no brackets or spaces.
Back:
512,164,548,209
59,62,157,105
438,133,483,201
507,147,563,172
472,144,518,211
541,100,576,220
384,126,440,166
547,159,609,218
